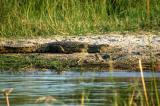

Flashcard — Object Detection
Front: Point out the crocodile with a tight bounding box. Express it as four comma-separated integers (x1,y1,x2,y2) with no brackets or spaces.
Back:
0,41,113,54
38,41,89,53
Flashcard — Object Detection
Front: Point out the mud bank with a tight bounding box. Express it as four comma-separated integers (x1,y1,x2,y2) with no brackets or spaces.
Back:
0,34,160,71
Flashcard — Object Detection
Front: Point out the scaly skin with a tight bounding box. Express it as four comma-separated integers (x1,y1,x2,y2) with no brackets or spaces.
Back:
0,41,111,53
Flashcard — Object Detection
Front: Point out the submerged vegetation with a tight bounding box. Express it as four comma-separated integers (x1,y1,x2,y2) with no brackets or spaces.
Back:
0,0,160,38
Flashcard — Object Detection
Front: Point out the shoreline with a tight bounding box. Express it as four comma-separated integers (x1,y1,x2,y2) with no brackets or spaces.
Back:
0,34,160,71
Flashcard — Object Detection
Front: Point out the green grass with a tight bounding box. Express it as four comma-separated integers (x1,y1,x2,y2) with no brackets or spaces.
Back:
0,0,160,38
0,54,70,71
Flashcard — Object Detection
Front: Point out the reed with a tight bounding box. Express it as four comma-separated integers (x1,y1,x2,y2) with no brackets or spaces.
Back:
128,90,135,106
81,90,85,106
153,75,160,106
110,58,159,106
139,59,149,106
108,57,114,72
2,88,14,106
0,0,160,38
146,0,150,17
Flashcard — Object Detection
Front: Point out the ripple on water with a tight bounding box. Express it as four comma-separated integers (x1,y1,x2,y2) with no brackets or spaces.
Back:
0,70,160,106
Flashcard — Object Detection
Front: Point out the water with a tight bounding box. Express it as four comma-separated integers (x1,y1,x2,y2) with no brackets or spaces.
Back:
0,71,160,106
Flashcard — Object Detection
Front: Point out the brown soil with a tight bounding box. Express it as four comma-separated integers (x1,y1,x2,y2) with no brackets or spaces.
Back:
0,34,160,71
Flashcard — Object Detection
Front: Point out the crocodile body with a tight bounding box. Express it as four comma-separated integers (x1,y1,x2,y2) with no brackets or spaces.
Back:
0,41,111,53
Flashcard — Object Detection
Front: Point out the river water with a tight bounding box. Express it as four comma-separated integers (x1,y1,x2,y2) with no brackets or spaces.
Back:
0,71,160,106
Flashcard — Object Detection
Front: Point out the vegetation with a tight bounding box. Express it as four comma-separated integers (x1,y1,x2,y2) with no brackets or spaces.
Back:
109,59,160,106
0,1,159,105
110,78,159,106
1,59,159,106
0,54,70,71
79,59,160,106
0,0,160,38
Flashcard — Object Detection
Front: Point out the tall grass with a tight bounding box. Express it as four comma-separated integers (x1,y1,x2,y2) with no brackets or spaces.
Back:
111,59,160,106
139,59,149,106
0,0,160,38
146,0,150,17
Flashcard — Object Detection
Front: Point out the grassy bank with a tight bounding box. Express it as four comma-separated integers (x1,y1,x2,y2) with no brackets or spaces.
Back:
0,0,160,38
0,53,159,71
0,54,72,71
0,53,109,71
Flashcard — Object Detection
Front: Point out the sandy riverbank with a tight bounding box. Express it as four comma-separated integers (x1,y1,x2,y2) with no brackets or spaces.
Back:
0,34,160,71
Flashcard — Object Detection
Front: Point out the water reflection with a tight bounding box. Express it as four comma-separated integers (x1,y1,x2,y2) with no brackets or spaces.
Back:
0,71,160,106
